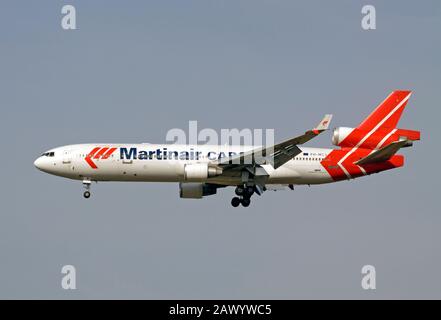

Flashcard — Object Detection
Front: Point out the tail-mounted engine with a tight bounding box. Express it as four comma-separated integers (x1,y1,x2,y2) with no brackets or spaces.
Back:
332,127,355,146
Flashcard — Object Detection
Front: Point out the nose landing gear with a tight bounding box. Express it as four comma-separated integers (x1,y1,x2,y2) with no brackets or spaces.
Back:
83,179,92,199
231,185,254,207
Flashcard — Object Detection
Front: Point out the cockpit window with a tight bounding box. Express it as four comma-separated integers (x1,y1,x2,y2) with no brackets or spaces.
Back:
41,152,55,157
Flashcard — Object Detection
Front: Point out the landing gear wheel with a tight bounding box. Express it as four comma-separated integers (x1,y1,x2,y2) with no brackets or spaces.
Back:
245,186,255,196
231,197,241,207
235,186,244,196
82,179,92,199
241,198,251,207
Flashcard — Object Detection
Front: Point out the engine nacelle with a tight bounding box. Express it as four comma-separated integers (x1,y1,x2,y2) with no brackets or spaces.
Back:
332,127,355,146
333,126,393,148
184,163,222,181
179,183,217,199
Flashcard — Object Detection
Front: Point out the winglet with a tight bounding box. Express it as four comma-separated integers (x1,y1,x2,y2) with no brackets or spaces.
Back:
313,114,333,134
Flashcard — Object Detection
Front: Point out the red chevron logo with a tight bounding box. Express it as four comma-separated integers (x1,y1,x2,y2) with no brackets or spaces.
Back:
85,147,117,169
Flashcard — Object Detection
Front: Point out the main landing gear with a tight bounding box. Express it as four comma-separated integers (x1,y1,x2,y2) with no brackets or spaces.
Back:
231,185,255,207
83,179,92,199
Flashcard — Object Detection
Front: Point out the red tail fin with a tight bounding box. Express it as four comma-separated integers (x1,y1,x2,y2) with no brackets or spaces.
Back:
357,90,412,132
335,90,419,149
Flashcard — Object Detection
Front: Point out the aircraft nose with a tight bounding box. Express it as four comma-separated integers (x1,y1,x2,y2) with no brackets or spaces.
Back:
34,156,51,172
34,157,43,170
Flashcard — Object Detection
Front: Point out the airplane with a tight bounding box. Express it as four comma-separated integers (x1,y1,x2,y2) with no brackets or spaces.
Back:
34,90,420,207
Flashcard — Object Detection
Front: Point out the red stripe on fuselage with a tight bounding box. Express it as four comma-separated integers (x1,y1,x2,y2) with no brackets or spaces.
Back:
321,148,403,181
320,150,348,181
93,147,110,159
85,147,101,169
101,147,117,159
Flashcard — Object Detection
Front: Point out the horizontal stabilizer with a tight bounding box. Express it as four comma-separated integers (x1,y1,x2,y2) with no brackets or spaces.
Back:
355,140,411,165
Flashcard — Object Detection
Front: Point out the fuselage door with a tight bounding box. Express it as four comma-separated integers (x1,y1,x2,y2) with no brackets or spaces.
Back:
62,149,72,164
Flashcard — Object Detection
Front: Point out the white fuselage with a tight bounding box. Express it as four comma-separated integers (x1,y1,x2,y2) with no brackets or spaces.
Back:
34,144,334,186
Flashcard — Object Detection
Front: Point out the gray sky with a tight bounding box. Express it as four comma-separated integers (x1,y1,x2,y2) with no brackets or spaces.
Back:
1,0,440,299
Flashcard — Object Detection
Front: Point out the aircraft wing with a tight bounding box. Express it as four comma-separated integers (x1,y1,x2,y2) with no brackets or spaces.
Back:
215,114,332,171
355,139,411,165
